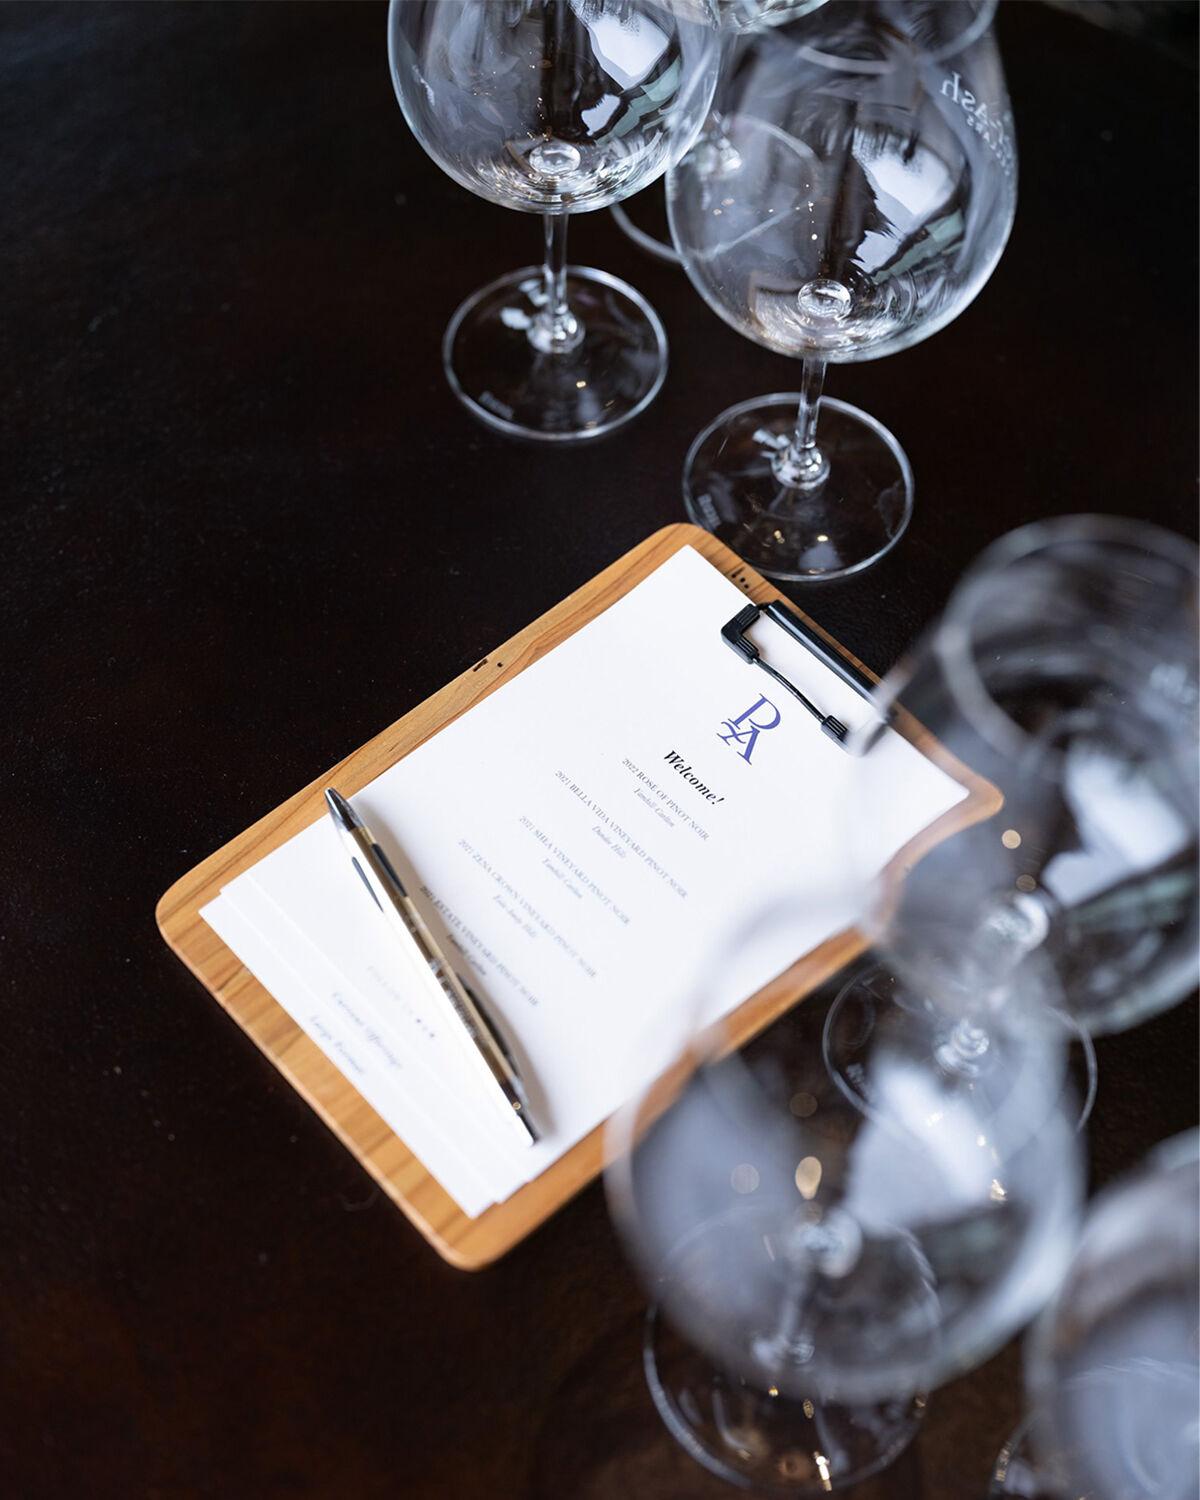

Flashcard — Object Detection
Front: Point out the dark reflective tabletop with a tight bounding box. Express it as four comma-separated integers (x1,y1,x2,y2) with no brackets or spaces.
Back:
3,3,1196,1496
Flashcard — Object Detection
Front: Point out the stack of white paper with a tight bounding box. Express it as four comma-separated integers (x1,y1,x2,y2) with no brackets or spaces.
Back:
202,547,966,1218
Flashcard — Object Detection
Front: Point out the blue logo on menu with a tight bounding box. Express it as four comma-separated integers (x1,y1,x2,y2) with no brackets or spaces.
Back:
718,695,781,764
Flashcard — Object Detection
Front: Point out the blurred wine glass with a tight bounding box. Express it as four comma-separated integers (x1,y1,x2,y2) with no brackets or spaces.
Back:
824,515,1199,1128
667,0,1016,578
388,0,719,441
991,1131,1199,1500
605,910,1083,1494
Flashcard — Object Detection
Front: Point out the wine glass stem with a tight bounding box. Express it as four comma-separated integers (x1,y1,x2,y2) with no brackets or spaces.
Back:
772,357,830,489
528,213,583,355
935,1017,992,1078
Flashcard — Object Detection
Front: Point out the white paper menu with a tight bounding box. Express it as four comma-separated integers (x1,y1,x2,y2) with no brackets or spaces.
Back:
202,546,966,1217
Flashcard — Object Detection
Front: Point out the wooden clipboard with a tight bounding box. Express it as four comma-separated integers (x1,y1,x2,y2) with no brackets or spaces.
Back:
156,524,997,1269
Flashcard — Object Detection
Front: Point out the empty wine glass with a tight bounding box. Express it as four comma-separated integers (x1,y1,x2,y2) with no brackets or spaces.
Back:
824,515,1199,1126
388,0,719,442
991,1131,1199,1500
605,910,1083,1494
667,0,1016,578
609,0,831,264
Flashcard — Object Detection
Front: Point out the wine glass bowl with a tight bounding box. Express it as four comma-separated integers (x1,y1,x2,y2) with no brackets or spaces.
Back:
851,515,1200,1039
1015,1132,1200,1500
666,0,1016,577
823,514,1197,1151
670,93,1011,361
392,1,714,213
388,0,720,441
607,0,833,263
606,935,1083,1493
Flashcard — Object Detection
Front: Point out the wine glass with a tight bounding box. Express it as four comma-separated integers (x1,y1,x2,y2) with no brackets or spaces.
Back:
605,909,1084,1494
387,0,720,443
991,1131,1199,1500
609,0,831,265
667,0,1016,579
823,515,1199,1125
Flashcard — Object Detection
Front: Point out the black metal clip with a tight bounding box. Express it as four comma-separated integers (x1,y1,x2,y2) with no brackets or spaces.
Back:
721,600,888,752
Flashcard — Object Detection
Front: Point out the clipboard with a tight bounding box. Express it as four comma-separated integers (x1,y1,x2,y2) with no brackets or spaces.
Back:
156,524,998,1269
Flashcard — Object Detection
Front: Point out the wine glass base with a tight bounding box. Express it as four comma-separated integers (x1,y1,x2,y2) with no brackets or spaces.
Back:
609,191,680,266
643,1304,925,1496
822,963,1098,1132
682,393,914,580
442,265,667,442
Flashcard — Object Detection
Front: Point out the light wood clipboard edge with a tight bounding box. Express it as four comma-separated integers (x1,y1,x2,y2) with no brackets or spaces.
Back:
155,524,997,1270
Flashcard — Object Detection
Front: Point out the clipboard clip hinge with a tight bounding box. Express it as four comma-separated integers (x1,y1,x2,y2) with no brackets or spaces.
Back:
720,601,888,754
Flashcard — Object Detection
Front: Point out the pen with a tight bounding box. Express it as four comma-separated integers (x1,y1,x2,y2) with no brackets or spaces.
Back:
323,787,539,1146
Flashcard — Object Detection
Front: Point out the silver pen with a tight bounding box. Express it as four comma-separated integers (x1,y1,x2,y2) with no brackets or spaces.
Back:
324,787,539,1146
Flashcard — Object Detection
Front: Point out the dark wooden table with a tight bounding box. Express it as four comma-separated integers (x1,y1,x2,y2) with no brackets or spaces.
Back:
3,4,1196,1497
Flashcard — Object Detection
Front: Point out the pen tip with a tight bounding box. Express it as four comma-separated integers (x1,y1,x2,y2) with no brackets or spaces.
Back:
324,787,353,828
